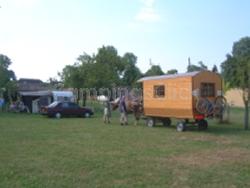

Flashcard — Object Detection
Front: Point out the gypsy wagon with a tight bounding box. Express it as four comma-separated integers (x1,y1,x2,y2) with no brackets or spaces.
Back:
137,71,226,131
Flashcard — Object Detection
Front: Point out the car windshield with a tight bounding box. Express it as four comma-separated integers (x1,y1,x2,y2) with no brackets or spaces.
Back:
48,101,59,108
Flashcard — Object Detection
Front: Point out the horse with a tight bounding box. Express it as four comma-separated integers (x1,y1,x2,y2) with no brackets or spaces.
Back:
111,93,143,125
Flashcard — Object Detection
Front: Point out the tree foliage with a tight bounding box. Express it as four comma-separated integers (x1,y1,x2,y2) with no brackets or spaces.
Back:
166,69,178,75
122,53,142,87
221,36,250,130
187,60,208,72
145,65,164,76
59,46,143,102
212,65,218,73
93,46,123,88
0,55,16,86
0,54,17,102
60,65,82,89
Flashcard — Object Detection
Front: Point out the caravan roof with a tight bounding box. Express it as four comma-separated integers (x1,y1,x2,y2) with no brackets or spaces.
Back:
137,71,200,83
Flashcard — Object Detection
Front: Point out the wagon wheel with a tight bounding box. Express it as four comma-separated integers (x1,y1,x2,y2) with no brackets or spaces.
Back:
197,119,208,131
146,117,155,127
196,98,211,115
176,122,186,132
162,118,171,127
214,96,227,118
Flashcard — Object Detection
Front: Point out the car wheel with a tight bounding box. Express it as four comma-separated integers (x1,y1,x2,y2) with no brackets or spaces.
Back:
55,112,61,119
84,112,91,118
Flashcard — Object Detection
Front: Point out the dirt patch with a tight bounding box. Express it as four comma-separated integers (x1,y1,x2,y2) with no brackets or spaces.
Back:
179,135,233,145
170,148,250,168
193,135,233,145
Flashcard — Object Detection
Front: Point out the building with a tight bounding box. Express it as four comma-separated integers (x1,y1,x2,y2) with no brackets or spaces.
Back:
19,90,74,113
17,78,74,113
17,78,47,92
225,89,244,107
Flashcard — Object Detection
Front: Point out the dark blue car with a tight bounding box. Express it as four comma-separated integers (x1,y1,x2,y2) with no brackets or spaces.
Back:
41,101,94,118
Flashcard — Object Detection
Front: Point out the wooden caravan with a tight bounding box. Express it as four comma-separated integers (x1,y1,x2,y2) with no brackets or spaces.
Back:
137,71,224,131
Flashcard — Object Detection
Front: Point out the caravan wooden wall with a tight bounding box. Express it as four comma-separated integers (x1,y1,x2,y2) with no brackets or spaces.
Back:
143,76,194,119
142,71,222,119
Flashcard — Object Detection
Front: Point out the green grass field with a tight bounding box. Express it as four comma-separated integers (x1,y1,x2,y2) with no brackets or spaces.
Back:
0,108,250,188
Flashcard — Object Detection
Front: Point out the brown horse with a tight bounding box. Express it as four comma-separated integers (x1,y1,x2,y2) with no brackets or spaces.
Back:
111,94,143,125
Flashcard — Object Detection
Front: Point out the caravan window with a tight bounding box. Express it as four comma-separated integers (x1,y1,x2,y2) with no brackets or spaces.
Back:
154,85,165,98
201,83,215,97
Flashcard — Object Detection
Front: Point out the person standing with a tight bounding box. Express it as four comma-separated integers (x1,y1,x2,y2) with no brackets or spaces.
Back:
119,95,128,125
103,100,111,124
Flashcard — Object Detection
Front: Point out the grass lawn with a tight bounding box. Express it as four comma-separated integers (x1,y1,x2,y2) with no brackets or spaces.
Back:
0,108,250,188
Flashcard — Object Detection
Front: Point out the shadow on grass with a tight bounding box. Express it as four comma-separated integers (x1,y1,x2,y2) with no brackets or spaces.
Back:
205,124,249,136
140,119,249,136
142,107,249,136
1,111,249,136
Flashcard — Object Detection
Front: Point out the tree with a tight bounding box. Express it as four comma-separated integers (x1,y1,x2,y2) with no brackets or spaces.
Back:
60,46,145,103
122,53,142,86
77,52,93,64
0,55,16,86
5,81,17,103
212,65,218,73
60,64,84,104
187,58,208,72
47,77,63,90
0,54,12,69
59,48,124,105
62,52,96,106
145,65,164,76
197,61,208,70
93,46,124,88
0,54,17,103
77,53,96,106
59,46,123,88
166,69,178,75
221,36,250,130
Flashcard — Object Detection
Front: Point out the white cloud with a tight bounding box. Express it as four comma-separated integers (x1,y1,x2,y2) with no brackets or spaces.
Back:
135,0,160,22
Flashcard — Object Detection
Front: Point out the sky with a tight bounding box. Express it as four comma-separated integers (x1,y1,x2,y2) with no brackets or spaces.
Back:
0,0,250,81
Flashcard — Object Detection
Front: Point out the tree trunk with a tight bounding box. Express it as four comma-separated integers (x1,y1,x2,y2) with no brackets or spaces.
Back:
82,90,86,107
227,105,230,123
8,90,13,104
76,88,80,105
244,100,249,130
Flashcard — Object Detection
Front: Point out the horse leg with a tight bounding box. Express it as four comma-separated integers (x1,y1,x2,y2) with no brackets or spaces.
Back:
134,113,140,126
134,119,138,126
